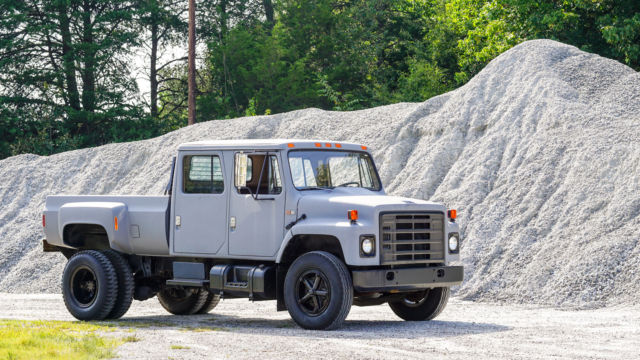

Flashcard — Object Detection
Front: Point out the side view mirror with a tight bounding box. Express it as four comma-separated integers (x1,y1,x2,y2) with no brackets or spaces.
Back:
235,153,248,188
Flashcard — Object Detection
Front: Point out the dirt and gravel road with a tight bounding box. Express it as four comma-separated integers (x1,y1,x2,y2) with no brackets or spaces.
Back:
1,293,638,359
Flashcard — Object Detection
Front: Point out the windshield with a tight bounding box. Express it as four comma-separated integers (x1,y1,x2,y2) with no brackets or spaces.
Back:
288,150,381,190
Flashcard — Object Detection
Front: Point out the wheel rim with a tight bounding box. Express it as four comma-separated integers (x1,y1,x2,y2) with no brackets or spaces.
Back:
296,269,331,316
70,266,98,308
402,290,429,308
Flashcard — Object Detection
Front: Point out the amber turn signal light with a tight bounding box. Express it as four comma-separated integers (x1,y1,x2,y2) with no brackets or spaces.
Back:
114,216,119,231
448,209,457,220
348,210,358,222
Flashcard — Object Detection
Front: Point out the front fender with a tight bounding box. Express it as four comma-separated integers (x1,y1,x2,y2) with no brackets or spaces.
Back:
275,220,379,266
58,202,132,253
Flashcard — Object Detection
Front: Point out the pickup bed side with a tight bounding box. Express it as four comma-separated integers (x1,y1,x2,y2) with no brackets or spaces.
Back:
44,195,170,256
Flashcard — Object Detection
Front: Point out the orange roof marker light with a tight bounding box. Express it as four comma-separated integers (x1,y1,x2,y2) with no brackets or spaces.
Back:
361,145,368,150
325,143,332,147
335,143,342,148
287,143,295,148
315,143,322,147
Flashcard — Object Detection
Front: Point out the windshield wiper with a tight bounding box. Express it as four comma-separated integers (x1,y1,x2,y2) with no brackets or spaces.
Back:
299,186,332,191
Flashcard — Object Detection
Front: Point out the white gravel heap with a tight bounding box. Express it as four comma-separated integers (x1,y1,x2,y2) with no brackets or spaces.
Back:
1,40,638,307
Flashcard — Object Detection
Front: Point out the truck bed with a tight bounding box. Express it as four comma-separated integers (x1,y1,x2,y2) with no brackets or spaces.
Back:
43,195,170,256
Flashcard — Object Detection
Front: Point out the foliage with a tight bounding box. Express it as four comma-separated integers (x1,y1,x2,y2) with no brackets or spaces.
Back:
501,0,640,69
0,0,638,160
0,0,155,159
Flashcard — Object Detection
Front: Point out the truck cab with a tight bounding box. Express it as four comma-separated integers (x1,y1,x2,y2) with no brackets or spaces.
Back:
43,139,463,330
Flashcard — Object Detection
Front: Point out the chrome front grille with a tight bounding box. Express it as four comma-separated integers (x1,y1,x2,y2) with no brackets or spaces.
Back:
379,212,445,265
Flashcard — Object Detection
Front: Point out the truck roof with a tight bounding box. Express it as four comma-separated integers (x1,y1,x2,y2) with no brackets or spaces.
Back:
178,139,369,151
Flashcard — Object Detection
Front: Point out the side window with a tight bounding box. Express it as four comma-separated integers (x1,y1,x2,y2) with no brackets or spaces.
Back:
183,155,224,194
268,155,282,194
236,153,281,195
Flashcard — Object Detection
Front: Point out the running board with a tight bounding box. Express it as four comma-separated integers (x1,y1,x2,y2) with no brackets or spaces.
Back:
210,264,275,300
167,262,207,287
166,278,209,287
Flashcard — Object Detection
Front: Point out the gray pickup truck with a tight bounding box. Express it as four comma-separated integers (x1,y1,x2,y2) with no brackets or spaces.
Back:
42,139,463,330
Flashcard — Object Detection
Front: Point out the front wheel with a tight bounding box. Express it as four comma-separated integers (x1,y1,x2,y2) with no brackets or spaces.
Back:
284,251,353,330
389,287,450,321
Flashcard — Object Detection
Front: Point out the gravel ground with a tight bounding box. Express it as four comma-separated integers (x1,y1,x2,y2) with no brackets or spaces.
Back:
1,293,638,359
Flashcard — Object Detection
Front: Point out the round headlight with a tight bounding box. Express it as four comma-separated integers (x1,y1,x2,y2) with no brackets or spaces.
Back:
361,238,374,255
448,235,459,252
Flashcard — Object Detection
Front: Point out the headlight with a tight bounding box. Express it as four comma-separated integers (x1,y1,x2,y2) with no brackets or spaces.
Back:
362,239,373,254
448,233,460,253
359,235,375,257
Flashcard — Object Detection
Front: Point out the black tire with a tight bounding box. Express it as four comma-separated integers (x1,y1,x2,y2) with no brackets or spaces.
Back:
196,292,221,314
157,287,209,315
102,250,134,319
389,287,450,321
62,250,118,321
284,251,353,330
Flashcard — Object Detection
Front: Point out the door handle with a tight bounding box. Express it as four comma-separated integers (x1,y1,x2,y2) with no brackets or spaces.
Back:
175,215,181,227
230,216,236,230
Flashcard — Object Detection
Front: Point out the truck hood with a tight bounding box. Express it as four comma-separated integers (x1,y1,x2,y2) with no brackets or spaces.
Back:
296,189,446,221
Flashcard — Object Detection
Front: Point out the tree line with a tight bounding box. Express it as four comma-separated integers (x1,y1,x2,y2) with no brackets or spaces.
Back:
0,0,638,159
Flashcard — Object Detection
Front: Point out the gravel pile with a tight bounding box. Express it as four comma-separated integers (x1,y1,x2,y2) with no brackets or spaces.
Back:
1,40,638,307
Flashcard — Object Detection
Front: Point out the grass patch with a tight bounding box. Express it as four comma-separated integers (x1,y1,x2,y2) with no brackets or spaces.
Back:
170,345,190,350
122,335,140,343
0,320,121,360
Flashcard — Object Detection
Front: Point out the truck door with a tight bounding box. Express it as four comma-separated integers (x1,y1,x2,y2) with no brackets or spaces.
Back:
228,151,286,257
172,151,228,255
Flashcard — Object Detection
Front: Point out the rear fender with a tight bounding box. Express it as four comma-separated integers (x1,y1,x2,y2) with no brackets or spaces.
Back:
59,202,132,253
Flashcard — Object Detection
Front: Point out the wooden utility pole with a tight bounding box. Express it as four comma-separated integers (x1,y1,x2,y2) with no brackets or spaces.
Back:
187,0,196,125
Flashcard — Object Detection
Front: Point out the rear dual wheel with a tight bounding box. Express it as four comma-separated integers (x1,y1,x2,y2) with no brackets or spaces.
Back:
62,250,134,321
102,250,135,319
62,250,134,320
157,288,220,315
389,287,450,321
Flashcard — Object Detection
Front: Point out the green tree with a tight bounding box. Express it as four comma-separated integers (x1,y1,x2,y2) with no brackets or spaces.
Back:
0,0,149,158
138,0,188,119
502,0,640,70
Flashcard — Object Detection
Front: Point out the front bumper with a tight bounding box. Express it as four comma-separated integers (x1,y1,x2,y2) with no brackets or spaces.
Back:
352,265,463,292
